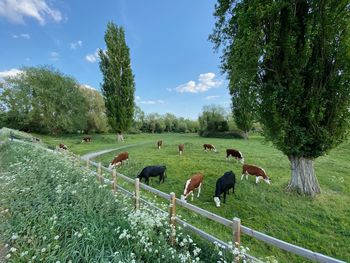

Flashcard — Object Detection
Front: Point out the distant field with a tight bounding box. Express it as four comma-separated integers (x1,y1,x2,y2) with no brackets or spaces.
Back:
38,133,350,262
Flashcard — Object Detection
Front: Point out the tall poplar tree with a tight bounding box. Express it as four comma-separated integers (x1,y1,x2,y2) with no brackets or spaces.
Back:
99,22,135,139
210,0,350,196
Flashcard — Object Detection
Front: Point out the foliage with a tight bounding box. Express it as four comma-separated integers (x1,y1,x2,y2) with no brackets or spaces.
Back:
198,105,229,135
210,0,350,158
129,110,198,134
99,22,135,133
0,140,250,262
0,66,88,134
78,85,109,133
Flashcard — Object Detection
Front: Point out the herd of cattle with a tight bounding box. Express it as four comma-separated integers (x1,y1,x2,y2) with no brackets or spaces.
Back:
59,138,271,208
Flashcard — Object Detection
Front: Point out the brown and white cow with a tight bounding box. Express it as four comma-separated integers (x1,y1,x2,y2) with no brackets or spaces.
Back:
241,164,271,185
178,144,185,155
59,143,68,150
82,136,92,143
226,149,244,164
203,144,217,152
108,152,129,169
181,173,204,202
157,140,163,149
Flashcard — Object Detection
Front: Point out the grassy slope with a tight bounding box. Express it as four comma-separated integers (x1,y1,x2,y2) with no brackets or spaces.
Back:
38,133,350,262
0,140,239,263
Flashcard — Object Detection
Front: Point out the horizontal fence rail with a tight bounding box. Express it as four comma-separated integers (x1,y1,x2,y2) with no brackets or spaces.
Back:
69,153,346,263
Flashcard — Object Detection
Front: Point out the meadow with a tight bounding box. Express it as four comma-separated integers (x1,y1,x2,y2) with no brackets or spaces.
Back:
36,132,350,262
0,138,251,262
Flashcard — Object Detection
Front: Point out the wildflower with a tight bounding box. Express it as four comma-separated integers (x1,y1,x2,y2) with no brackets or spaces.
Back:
54,235,60,240
11,234,19,240
6,254,11,259
41,248,46,253
10,247,17,252
20,251,28,257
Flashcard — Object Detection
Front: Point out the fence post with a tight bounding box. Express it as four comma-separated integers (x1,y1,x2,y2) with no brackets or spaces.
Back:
112,169,117,193
233,217,241,245
86,158,90,169
169,192,176,246
134,178,140,210
97,162,103,184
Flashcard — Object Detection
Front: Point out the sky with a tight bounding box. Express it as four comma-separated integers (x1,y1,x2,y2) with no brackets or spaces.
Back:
0,0,231,120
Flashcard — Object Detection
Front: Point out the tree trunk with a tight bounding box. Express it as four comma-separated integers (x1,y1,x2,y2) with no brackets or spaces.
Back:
243,131,249,140
117,133,124,142
287,156,321,197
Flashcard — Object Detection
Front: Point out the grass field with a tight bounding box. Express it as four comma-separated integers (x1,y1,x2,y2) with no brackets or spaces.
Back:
37,132,350,262
1,139,250,262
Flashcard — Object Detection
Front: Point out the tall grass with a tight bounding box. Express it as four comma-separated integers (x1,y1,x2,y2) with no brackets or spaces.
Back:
0,140,250,262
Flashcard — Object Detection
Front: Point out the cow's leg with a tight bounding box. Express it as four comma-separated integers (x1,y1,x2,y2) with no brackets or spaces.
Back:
197,183,202,198
223,191,227,203
241,174,245,180
146,178,149,185
256,176,260,184
246,173,249,180
191,192,194,201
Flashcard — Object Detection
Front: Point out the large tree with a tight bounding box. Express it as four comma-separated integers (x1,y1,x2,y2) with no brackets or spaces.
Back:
99,22,135,140
0,66,87,134
210,0,350,196
79,85,109,133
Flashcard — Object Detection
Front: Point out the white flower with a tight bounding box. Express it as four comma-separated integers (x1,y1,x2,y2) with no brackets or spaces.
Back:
11,234,19,240
41,248,46,253
6,254,11,259
54,235,60,240
10,247,17,252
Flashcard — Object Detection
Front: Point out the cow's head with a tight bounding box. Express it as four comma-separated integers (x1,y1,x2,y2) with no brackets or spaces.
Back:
264,177,271,185
214,197,220,207
239,158,244,164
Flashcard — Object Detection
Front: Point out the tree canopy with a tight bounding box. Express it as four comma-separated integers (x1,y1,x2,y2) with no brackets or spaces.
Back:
0,66,88,134
99,22,135,134
210,0,350,196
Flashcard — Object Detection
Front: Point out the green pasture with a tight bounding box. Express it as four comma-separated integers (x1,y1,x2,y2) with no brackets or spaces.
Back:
37,133,349,262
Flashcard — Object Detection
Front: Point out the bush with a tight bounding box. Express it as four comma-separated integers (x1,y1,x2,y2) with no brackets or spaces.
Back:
200,130,245,139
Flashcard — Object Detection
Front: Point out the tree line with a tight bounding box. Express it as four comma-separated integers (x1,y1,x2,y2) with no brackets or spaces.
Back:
0,66,108,134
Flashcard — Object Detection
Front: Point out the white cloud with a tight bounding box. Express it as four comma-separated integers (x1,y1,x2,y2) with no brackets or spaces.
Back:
175,72,222,93
82,84,96,90
12,33,30,39
135,96,141,101
0,0,63,25
205,95,220,100
49,51,59,61
166,88,172,92
0,68,23,81
70,40,82,49
140,99,165,105
85,49,100,63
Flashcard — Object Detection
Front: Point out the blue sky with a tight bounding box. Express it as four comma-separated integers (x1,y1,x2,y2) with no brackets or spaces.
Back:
0,0,231,119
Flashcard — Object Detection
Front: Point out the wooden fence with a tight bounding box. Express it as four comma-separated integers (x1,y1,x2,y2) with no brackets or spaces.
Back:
59,149,345,263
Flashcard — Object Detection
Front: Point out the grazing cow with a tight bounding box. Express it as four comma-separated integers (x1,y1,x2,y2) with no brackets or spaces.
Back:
108,152,129,169
157,140,163,149
181,173,204,202
241,164,271,185
82,136,92,143
226,149,244,164
178,144,185,155
203,144,217,152
214,171,236,207
59,143,68,150
137,165,167,185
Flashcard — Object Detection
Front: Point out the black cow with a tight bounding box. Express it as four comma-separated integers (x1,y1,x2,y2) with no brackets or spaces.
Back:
213,171,236,207
137,166,167,185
